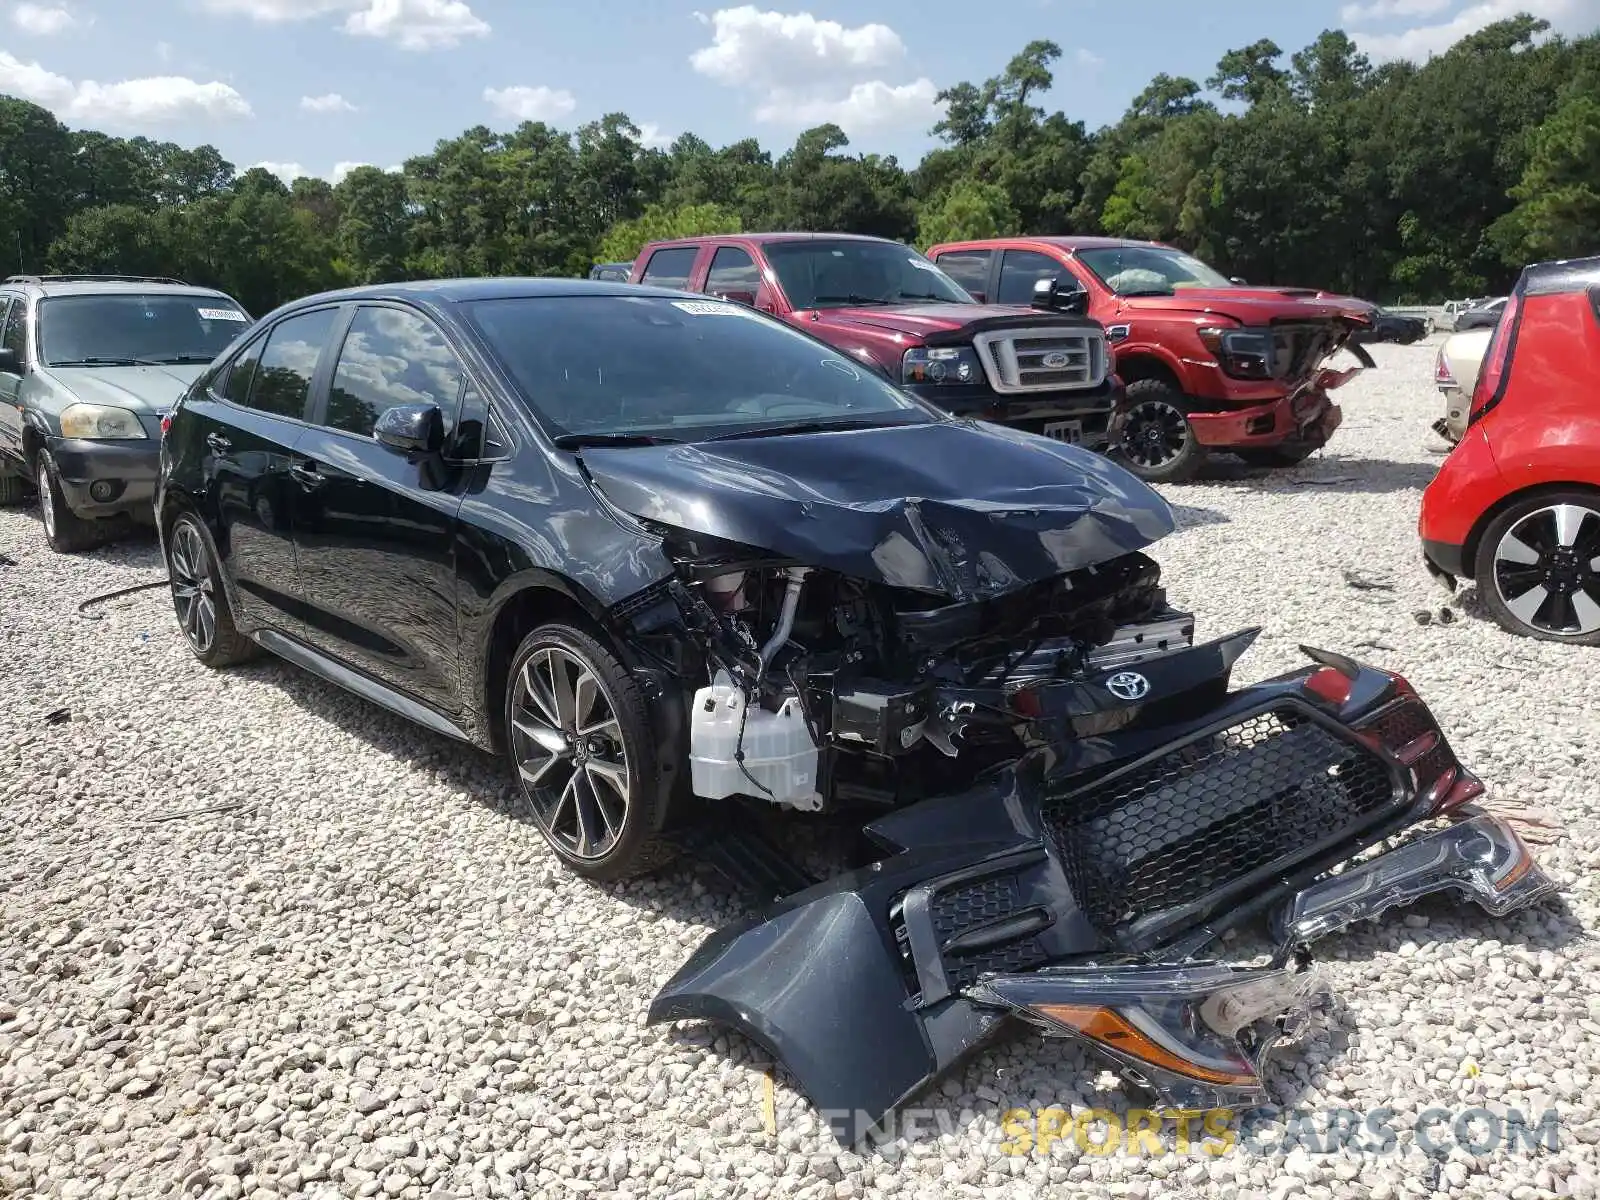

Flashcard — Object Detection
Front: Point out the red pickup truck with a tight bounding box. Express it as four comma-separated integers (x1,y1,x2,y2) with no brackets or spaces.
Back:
926,237,1374,481
627,233,1124,453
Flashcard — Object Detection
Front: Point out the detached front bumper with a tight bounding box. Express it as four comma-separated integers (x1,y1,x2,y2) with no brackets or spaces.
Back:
649,649,1556,1145
46,435,159,520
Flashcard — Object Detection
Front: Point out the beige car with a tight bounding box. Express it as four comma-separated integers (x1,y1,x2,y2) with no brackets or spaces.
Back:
1431,327,1493,446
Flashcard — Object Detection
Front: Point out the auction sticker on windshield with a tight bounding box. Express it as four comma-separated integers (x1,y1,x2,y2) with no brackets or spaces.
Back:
198,308,249,322
671,300,755,317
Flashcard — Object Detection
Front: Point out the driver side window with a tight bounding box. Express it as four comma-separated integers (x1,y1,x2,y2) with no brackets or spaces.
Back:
1,297,28,367
325,306,464,440
997,250,1068,306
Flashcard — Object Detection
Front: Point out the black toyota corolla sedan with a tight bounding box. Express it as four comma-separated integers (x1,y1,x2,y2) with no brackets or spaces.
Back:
156,278,1551,1143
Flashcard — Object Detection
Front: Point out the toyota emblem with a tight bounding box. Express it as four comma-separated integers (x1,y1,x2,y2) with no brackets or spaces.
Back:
1106,671,1151,701
1041,351,1071,369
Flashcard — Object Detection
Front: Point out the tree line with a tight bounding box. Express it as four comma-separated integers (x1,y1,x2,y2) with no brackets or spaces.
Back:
2,15,1596,318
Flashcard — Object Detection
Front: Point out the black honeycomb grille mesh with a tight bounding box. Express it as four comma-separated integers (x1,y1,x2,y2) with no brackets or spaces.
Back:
1356,699,1453,789
1044,707,1398,933
929,875,1050,990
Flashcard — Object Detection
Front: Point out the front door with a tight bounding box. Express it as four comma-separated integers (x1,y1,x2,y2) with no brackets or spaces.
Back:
196,306,341,634
289,302,467,715
0,296,28,465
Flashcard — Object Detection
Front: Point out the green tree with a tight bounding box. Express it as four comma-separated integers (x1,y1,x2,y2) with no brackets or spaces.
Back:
1489,93,1600,264
916,179,1017,248
595,202,742,264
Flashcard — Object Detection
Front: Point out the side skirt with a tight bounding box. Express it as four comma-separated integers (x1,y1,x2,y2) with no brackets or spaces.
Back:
253,628,477,746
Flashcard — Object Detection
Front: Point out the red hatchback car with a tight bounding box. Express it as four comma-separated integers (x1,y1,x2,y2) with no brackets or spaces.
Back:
1419,255,1600,643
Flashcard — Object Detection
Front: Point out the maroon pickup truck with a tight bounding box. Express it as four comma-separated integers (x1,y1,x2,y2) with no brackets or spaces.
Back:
627,233,1124,453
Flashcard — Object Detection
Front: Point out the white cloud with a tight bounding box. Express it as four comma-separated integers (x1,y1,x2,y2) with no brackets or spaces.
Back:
1074,47,1105,68
252,160,306,183
0,51,253,124
757,78,940,132
689,7,940,137
198,0,489,49
342,0,488,49
330,160,371,183
1348,0,1600,60
301,91,356,112
636,122,674,149
10,3,82,34
483,84,577,123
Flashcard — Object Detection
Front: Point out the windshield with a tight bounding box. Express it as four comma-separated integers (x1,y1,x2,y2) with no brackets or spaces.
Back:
466,295,933,441
39,293,251,367
765,240,973,309
1075,246,1234,295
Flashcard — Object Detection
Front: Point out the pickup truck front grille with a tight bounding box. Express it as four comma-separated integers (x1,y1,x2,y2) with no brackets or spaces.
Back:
972,328,1109,394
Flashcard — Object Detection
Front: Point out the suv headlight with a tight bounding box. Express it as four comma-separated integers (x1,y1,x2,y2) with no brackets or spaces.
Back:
1198,326,1274,381
902,345,984,386
59,403,148,440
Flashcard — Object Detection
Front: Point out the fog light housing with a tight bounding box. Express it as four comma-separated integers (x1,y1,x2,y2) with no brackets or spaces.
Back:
89,480,117,502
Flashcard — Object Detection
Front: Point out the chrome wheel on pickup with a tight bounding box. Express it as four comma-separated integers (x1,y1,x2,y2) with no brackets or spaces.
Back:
1114,379,1207,484
1475,494,1600,645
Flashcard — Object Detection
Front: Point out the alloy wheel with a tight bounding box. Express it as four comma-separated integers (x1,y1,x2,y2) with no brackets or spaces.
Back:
1121,399,1191,469
38,467,56,541
510,645,631,861
1492,502,1600,637
168,521,218,653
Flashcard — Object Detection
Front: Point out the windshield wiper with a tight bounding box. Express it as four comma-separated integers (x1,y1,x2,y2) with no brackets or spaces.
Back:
810,294,896,307
895,292,957,302
156,354,221,364
1118,288,1177,298
551,432,684,450
707,416,909,441
48,356,164,367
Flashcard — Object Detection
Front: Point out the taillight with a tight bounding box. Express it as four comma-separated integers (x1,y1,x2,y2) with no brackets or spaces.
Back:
1468,293,1521,423
1433,348,1455,386
159,414,172,435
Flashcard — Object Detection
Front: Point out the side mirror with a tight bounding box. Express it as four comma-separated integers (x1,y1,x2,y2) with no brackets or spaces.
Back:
1229,276,1248,286
374,403,444,461
967,290,988,304
1031,275,1089,318
0,347,19,375
712,289,756,306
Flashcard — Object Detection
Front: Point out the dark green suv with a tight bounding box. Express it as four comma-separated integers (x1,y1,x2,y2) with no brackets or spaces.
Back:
0,275,252,551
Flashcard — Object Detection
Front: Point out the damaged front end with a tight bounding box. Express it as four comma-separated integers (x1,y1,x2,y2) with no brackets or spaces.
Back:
577,421,1555,1146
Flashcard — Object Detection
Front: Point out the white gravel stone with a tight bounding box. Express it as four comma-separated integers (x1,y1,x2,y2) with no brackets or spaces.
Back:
1,342,1595,1199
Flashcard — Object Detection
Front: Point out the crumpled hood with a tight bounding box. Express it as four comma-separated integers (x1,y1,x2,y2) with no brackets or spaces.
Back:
45,364,205,411
581,420,1176,600
1124,289,1371,326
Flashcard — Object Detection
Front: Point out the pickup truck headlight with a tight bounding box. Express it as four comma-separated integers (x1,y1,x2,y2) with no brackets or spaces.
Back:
1198,326,1274,381
59,403,149,440
902,346,984,386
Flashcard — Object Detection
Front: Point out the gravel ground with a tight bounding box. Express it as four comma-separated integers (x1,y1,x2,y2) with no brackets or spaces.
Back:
2,340,1596,1200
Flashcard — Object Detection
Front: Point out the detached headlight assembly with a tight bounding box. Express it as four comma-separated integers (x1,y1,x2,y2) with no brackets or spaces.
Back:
902,345,984,386
59,403,148,440
1198,326,1275,381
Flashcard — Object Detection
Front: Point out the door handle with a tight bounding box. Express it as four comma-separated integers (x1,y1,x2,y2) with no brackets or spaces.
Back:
206,432,232,454
288,461,324,489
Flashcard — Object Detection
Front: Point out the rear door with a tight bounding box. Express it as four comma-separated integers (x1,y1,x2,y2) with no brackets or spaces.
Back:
199,305,341,634
636,245,703,292
927,249,994,303
0,294,28,467
289,302,469,714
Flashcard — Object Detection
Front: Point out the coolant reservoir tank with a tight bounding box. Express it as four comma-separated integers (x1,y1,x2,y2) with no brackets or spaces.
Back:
689,671,821,810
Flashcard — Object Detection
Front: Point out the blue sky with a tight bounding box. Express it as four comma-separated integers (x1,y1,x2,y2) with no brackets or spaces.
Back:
2,0,1597,185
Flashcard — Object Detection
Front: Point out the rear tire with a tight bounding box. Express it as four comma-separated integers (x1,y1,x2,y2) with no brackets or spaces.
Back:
165,512,258,667
1112,379,1208,484
504,624,675,881
1473,491,1600,646
35,450,100,553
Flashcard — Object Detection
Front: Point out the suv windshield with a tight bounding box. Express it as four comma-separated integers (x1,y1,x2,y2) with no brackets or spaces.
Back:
1076,246,1234,295
39,293,251,367
765,240,972,309
467,295,933,441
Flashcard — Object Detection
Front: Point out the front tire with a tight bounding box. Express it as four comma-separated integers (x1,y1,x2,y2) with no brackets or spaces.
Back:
505,624,672,881
166,512,258,667
35,450,100,553
1235,443,1317,469
1473,492,1600,645
1113,379,1208,484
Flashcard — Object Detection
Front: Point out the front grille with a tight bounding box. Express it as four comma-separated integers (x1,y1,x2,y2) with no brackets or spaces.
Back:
972,328,1109,394
928,874,1049,990
1044,707,1399,934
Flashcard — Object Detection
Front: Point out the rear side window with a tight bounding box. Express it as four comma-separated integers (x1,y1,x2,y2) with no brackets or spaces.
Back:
997,250,1067,305
243,308,338,420
705,247,760,297
933,251,991,297
640,247,699,290
1,297,27,364
326,305,464,438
